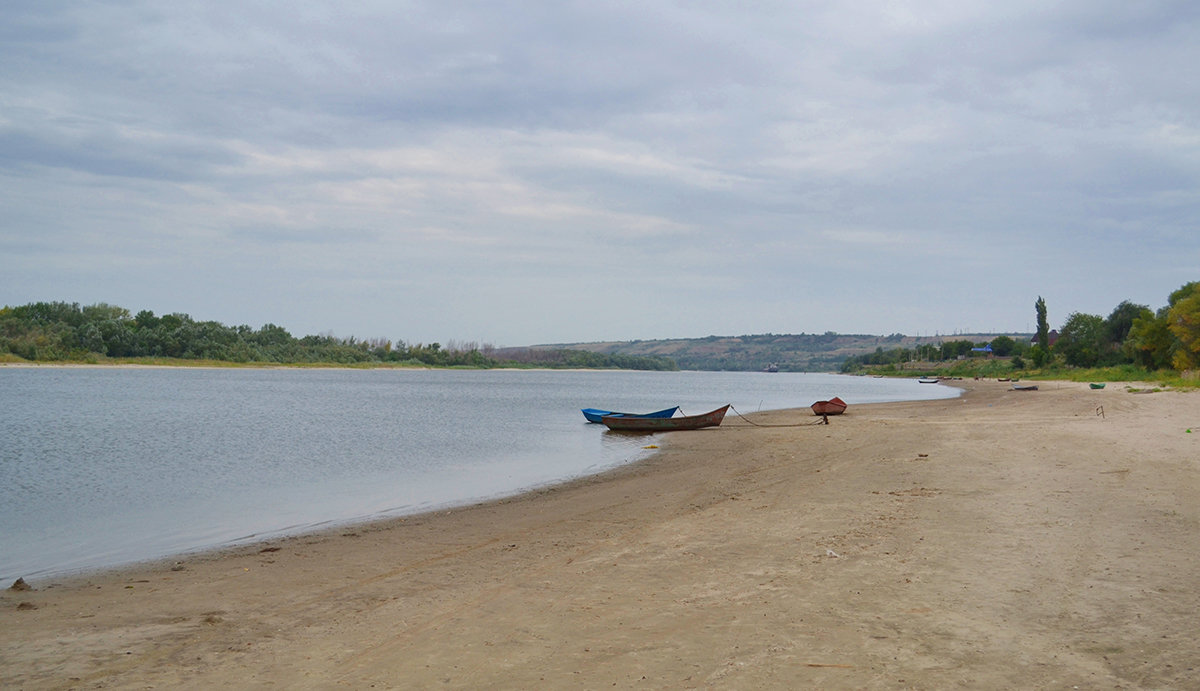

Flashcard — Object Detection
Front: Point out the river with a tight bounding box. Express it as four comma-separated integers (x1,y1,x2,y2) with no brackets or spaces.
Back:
0,367,958,581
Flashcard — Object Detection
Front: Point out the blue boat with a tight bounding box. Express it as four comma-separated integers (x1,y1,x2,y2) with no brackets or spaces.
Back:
582,406,679,424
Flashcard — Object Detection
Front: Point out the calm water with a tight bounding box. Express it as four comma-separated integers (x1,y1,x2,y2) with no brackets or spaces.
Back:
0,367,958,581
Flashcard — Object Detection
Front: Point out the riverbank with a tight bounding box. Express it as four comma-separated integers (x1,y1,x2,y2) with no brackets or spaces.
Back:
4,380,1198,688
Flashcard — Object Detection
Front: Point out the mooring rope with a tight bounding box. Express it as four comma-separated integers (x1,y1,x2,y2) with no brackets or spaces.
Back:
727,404,828,427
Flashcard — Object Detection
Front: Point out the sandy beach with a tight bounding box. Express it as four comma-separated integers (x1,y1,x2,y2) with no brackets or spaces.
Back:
3,379,1198,689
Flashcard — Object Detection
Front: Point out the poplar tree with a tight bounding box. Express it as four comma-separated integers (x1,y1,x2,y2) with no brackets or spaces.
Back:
1032,296,1050,367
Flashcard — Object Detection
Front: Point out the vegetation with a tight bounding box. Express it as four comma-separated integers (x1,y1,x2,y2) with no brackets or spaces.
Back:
841,337,1028,373
6,282,1197,380
0,302,677,371
490,347,677,370
552,332,1028,372
1032,296,1050,368
841,281,1200,388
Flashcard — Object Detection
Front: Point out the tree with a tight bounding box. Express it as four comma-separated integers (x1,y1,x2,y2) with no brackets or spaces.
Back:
1125,310,1174,369
10,301,85,327
1032,296,1050,367
989,335,1016,357
1055,312,1106,367
82,303,131,324
78,323,105,353
1167,282,1200,370
252,323,293,347
1105,301,1151,346
940,339,976,360
97,319,137,357
160,313,186,331
134,310,160,330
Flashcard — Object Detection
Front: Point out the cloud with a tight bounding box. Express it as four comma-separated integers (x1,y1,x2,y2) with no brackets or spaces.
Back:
2,1,1198,344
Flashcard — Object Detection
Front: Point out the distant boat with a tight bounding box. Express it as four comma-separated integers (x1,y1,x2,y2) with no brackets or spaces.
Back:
811,396,847,416
1089,383,1106,390
600,405,730,432
581,406,679,424
763,364,779,373
918,377,939,384
1012,384,1039,391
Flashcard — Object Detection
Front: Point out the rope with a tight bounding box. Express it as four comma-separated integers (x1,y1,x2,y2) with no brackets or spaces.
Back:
727,404,828,427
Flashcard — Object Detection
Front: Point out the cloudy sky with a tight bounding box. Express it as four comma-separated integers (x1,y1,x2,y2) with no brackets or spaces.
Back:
2,1,1197,346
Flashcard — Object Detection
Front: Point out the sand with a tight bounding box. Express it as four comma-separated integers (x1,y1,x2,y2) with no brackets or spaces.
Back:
3,380,1198,689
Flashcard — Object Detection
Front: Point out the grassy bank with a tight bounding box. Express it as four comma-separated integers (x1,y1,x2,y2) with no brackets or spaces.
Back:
861,358,1199,390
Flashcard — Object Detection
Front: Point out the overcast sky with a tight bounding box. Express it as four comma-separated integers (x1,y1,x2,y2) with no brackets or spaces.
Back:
2,1,1197,346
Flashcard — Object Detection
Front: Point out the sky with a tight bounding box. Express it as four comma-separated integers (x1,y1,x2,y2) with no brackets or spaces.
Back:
2,1,1198,347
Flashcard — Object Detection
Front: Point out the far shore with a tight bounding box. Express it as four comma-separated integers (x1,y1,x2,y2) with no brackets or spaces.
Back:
0,361,649,373
4,380,1199,688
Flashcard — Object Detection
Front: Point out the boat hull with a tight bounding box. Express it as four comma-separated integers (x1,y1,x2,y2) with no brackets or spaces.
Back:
582,406,679,423
600,405,730,431
811,396,847,416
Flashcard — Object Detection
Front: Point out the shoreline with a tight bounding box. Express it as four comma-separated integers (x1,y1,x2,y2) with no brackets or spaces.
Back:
2,395,835,587
7,433,684,589
4,380,1198,688
1,368,947,583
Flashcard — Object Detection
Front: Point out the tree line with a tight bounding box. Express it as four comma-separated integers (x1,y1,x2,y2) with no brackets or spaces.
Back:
1052,281,1200,370
0,302,677,370
840,335,1025,372
841,281,1200,374
491,347,678,370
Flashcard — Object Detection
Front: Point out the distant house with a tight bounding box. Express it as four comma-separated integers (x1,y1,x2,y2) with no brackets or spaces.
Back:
970,344,994,357
1031,330,1060,347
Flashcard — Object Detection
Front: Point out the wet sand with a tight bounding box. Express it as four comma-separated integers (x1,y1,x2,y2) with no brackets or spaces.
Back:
3,380,1199,689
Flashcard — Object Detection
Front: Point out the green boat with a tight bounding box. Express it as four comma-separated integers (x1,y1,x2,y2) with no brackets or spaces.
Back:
1089,382,1106,389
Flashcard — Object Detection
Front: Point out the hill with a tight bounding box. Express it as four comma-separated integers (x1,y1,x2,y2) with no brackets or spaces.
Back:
542,332,1032,372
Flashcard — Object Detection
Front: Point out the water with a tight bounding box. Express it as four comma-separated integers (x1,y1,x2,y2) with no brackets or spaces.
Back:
0,367,958,581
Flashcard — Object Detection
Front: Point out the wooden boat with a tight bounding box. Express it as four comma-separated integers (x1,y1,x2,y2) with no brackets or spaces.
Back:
582,406,679,424
1012,384,1039,391
600,405,730,432
1089,383,1106,390
917,377,939,384
811,396,847,416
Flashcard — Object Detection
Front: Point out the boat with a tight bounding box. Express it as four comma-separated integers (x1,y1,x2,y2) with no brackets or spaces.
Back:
1089,383,1106,390
917,377,939,384
811,396,847,416
1012,384,1039,391
600,405,730,432
581,406,679,424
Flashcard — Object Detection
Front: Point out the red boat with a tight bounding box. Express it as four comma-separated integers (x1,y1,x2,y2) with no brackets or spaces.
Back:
600,405,730,431
811,396,847,416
